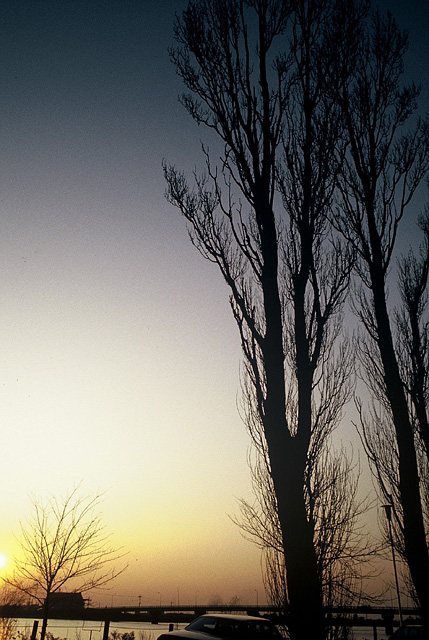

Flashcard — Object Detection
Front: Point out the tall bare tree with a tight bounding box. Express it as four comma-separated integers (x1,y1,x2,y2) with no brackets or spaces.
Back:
358,211,429,607
396,212,429,465
236,443,374,613
2,488,126,640
335,8,429,631
394,213,429,609
164,2,364,637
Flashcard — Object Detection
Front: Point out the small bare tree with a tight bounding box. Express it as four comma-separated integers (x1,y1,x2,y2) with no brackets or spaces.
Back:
0,587,24,640
2,488,126,640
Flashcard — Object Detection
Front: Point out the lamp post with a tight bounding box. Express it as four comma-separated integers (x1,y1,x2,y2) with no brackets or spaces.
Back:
382,502,403,627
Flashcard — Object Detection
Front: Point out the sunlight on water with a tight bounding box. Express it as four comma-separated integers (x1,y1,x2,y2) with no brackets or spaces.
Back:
15,620,178,640
15,620,391,640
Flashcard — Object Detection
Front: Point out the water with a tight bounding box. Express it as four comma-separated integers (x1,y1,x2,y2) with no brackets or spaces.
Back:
13,620,393,640
14,620,178,640
352,629,389,640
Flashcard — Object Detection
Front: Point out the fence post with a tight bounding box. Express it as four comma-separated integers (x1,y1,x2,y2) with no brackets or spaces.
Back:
30,620,39,640
102,620,110,640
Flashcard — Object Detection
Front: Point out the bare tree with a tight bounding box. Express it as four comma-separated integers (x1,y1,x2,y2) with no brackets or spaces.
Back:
235,317,374,615
335,8,429,630
0,587,24,640
396,211,429,464
358,210,429,606
236,441,375,610
2,488,126,640
164,2,364,637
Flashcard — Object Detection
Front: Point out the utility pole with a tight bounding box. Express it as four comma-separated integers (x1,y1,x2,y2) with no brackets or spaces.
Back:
382,502,403,627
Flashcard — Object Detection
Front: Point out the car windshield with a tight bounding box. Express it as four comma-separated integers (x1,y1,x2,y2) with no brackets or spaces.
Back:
185,617,280,638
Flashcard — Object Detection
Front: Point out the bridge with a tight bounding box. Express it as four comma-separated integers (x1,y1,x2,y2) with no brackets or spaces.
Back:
90,604,421,640
90,602,420,618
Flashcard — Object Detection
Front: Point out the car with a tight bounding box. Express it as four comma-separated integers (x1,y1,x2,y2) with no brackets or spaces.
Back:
156,614,282,640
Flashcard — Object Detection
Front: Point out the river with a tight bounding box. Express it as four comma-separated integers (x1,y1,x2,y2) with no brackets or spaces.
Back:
12,619,393,640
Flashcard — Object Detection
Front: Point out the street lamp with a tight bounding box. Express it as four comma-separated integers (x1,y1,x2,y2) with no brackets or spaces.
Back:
382,502,403,627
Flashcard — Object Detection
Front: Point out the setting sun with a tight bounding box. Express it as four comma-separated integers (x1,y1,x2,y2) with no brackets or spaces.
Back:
0,553,8,570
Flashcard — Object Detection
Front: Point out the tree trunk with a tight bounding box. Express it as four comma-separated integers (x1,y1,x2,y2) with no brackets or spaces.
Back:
271,443,323,640
40,600,49,640
260,199,324,640
370,262,429,632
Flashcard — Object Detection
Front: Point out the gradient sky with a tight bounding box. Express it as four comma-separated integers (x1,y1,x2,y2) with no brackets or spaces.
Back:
0,0,428,609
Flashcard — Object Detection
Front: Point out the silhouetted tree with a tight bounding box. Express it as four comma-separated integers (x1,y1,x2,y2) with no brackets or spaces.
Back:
357,211,429,610
335,9,429,631
0,587,23,640
394,213,429,609
164,2,364,637
2,488,126,640
396,212,429,465
235,440,376,637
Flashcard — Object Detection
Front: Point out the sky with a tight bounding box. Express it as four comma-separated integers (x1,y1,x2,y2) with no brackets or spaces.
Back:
0,0,428,610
